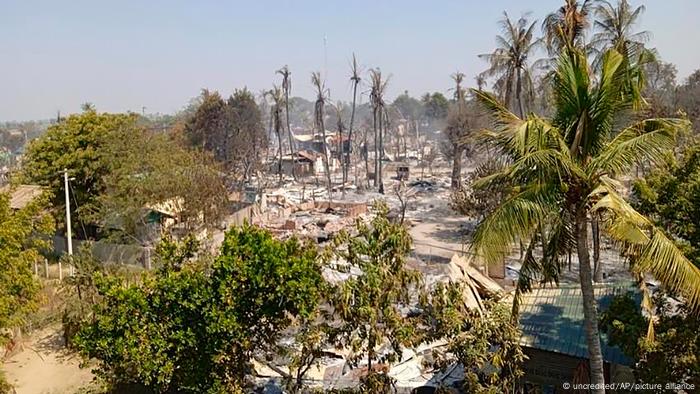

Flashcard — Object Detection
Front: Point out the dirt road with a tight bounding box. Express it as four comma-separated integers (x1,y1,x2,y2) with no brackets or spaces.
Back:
2,325,93,394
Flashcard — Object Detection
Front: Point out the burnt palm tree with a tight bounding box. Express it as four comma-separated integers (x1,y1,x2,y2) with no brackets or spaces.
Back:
447,72,469,189
266,86,285,183
333,101,347,198
311,72,332,199
591,0,649,60
277,66,296,180
543,0,595,54
479,12,540,118
369,69,389,194
347,54,361,187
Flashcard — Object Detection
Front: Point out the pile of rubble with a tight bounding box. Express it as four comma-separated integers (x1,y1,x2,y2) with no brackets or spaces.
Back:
253,254,504,392
251,193,368,242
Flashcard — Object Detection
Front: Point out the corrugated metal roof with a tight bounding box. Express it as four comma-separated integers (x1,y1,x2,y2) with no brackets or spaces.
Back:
518,283,637,366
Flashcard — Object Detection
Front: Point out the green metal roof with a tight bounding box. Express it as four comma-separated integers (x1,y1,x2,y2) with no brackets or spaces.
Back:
518,283,637,366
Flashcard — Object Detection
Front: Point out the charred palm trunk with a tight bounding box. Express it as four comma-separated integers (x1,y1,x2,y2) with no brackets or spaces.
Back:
270,107,283,183
364,132,370,188
318,111,332,201
277,130,283,182
337,115,345,199
373,109,378,188
285,92,296,181
347,81,358,187
451,143,463,189
378,108,385,194
575,208,606,391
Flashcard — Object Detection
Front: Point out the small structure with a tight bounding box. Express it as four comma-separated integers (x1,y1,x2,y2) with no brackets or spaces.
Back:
275,150,318,177
394,162,410,180
518,283,636,390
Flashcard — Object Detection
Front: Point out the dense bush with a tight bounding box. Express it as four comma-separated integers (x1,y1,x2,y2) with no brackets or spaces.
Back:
73,224,323,393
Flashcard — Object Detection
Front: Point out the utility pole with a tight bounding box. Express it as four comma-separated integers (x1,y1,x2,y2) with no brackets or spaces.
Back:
64,168,73,278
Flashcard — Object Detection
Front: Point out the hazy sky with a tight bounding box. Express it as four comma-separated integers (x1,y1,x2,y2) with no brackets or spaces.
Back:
2,0,699,121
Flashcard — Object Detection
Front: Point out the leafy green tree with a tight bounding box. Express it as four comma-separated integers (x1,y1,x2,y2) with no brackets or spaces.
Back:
600,293,700,388
207,224,324,386
471,48,700,391
633,140,700,267
0,189,53,392
21,110,139,231
330,201,421,380
0,190,53,339
392,91,423,124
590,0,655,103
420,284,525,393
75,224,324,392
22,108,227,243
98,127,227,242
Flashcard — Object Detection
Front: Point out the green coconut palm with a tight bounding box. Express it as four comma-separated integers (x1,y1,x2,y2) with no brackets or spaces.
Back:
479,12,540,117
470,47,700,391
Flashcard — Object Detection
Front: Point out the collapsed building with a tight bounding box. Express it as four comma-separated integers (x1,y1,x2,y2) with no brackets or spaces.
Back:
252,254,505,393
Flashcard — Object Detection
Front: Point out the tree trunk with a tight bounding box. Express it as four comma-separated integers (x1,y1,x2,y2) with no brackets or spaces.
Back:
319,119,332,201
373,109,379,188
576,210,606,391
347,82,358,187
277,130,283,183
378,109,385,194
592,218,602,282
516,68,525,119
285,91,297,181
364,135,370,189
451,143,463,189
415,119,422,159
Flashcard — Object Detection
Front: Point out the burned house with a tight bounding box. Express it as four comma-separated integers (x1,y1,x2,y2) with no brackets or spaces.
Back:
273,150,319,177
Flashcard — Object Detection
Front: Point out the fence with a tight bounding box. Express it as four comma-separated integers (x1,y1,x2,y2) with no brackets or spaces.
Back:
53,235,153,269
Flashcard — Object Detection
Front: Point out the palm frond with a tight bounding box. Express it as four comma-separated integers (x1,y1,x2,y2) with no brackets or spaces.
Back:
512,235,539,318
591,186,700,311
589,118,690,176
472,89,521,130
471,184,557,266
636,230,700,311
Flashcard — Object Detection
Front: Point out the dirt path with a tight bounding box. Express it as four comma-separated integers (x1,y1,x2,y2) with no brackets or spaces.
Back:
2,325,93,394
